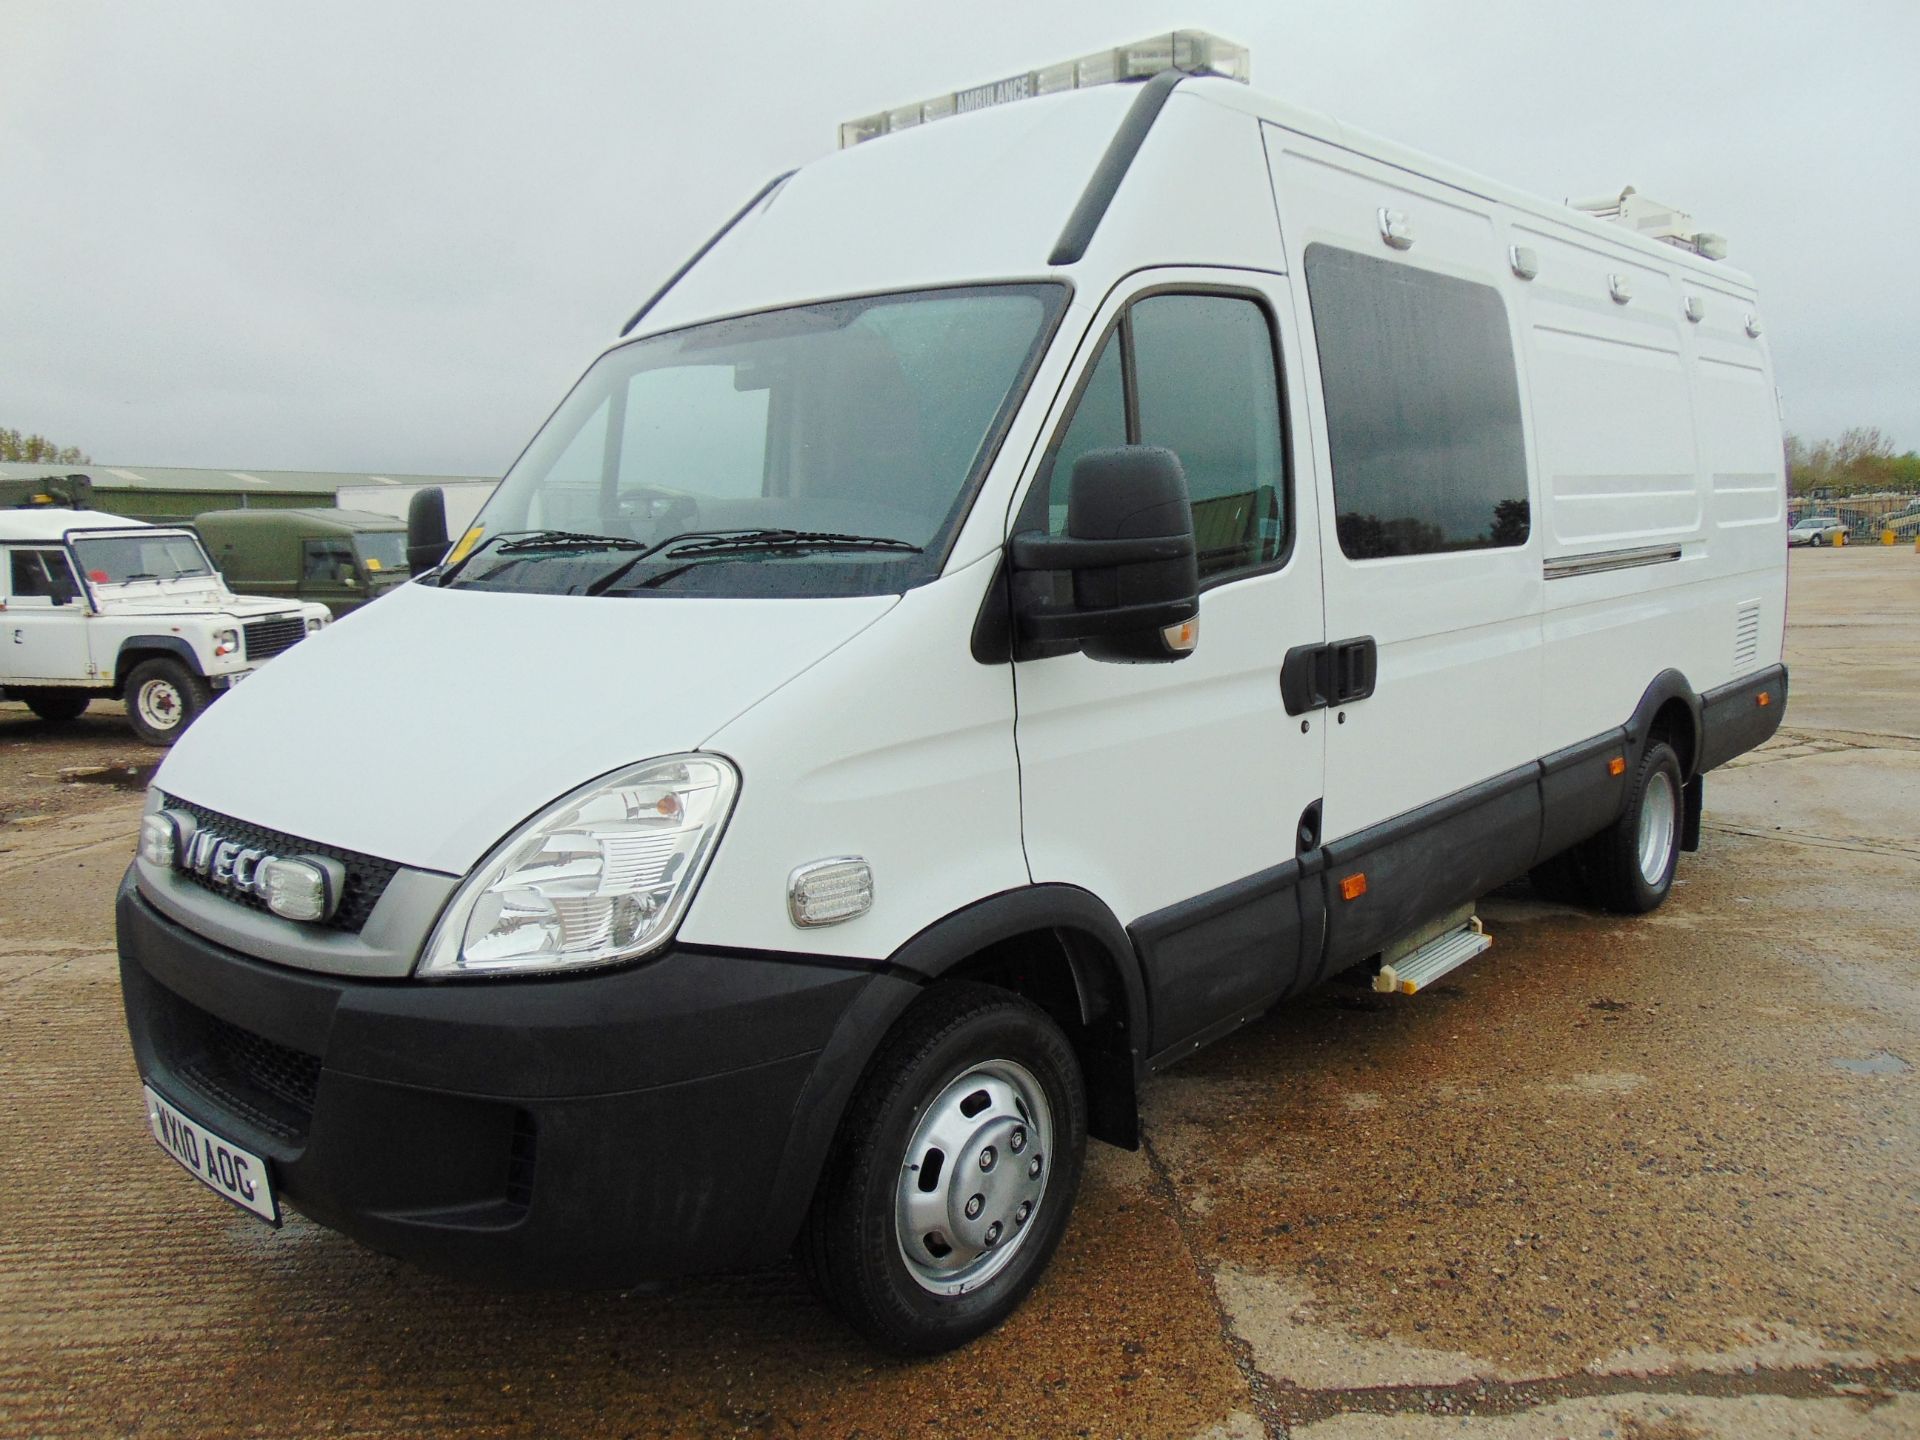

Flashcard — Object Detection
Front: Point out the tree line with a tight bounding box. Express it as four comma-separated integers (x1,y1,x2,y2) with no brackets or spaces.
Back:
0,427,89,465
1786,427,1919,498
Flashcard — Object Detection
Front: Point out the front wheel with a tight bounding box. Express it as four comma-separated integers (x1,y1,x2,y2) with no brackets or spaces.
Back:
802,983,1087,1355
21,689,91,723
124,658,212,746
1810,533,1825,547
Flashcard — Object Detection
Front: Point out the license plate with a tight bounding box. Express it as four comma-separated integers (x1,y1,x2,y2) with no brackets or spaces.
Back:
143,1085,280,1225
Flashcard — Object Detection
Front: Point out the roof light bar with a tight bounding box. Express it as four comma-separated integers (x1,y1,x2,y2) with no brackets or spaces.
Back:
838,30,1250,148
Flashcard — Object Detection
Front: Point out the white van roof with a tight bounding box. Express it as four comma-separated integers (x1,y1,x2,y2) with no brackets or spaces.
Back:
0,509,155,543
635,74,1754,340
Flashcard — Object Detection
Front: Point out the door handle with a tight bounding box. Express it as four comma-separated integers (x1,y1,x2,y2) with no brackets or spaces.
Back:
1280,636,1376,716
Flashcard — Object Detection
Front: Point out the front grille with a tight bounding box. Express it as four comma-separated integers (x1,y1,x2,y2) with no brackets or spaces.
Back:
159,792,399,933
243,615,307,661
180,1013,322,1144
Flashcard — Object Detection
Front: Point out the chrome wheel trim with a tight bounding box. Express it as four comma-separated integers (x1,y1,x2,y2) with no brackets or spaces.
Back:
895,1058,1053,1296
1637,770,1677,886
136,677,183,731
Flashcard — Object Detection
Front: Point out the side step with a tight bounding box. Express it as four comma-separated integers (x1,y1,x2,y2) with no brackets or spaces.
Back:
1373,915,1491,995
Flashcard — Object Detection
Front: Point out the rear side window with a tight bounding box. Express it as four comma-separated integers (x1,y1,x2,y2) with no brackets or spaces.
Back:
1034,291,1289,584
1304,244,1530,560
8,548,79,602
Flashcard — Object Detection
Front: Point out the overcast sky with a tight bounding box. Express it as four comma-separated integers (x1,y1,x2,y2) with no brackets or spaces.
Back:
3,1,1914,474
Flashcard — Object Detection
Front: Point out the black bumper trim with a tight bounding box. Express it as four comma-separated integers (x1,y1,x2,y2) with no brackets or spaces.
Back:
117,874,907,1286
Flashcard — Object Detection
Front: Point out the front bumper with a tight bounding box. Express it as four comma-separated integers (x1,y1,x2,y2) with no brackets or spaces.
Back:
116,872,915,1287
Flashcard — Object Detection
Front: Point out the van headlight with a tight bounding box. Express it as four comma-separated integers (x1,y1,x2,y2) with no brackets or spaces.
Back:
419,755,739,978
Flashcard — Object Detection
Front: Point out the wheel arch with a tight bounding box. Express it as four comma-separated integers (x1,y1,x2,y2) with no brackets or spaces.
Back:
1627,669,1702,781
115,636,205,689
748,886,1151,1263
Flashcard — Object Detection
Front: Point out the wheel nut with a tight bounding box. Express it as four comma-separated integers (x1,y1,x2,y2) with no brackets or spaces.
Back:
1028,1155,1043,1179
984,1222,1002,1246
979,1146,996,1172
1010,1126,1026,1153
964,1194,984,1220
1014,1201,1032,1226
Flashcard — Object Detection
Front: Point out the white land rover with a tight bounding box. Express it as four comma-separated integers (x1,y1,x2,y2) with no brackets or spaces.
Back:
1,509,330,744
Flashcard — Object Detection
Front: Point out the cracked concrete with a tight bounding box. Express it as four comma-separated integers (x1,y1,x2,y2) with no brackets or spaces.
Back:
0,548,1914,1437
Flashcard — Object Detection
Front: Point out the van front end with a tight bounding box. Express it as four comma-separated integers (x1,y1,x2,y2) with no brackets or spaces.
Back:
117,866,915,1286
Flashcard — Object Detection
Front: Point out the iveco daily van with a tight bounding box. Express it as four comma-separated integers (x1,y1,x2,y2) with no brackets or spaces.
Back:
118,34,1788,1353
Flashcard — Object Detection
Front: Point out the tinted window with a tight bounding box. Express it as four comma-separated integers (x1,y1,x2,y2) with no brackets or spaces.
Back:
1034,293,1288,584
303,539,355,581
1304,244,1530,559
9,548,78,602
1132,295,1286,580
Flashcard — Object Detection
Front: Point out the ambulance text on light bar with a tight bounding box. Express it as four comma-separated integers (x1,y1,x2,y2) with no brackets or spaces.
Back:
838,30,1251,148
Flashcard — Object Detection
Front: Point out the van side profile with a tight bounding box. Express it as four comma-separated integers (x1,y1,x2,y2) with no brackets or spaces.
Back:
117,45,1785,1354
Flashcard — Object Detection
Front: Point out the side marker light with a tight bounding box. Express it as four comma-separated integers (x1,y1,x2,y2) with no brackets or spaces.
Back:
1340,873,1367,901
1608,756,1626,776
1757,691,1771,707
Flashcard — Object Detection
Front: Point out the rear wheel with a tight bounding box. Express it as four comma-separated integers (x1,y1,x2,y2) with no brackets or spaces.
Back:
124,658,212,746
20,690,90,723
802,983,1087,1355
1578,740,1683,913
1810,532,1825,547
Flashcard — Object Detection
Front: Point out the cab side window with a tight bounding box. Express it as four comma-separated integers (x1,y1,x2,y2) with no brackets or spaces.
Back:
9,548,80,604
1031,292,1289,584
303,539,355,582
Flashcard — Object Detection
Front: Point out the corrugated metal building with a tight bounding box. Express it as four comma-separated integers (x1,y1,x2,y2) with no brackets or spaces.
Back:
0,463,493,523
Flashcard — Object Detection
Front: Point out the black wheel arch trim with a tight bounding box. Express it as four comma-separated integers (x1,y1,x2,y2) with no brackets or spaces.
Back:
117,635,205,682
1626,668,1703,779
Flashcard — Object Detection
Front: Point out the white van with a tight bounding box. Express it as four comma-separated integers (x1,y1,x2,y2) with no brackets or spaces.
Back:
118,39,1787,1354
1,509,330,744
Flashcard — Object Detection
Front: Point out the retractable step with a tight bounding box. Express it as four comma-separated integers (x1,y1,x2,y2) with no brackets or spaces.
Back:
1373,914,1491,995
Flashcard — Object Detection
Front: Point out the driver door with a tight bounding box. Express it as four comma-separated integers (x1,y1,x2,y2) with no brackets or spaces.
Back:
1010,273,1328,1062
3,547,93,682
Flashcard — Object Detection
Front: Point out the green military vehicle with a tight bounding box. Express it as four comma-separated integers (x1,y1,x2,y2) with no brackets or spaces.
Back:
193,508,410,616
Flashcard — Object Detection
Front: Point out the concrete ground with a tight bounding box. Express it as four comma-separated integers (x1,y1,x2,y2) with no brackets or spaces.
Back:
0,546,1914,1439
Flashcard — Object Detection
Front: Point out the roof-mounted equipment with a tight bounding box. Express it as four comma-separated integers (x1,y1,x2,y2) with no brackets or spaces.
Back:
838,30,1249,148
1570,186,1729,260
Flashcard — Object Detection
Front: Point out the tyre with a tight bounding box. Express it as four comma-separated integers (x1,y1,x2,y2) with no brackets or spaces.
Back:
20,690,90,723
124,658,212,746
1810,533,1824,547
1576,740,1684,914
802,982,1087,1355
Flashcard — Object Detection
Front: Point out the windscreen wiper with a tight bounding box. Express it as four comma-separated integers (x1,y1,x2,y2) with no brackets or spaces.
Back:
493,530,647,554
583,529,922,597
438,529,645,587
663,529,921,557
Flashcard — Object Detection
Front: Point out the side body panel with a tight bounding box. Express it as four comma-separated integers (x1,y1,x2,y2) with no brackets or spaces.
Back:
1267,127,1545,847
0,543,94,682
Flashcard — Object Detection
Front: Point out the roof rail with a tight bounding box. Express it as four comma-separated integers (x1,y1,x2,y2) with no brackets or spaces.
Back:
1048,68,1187,267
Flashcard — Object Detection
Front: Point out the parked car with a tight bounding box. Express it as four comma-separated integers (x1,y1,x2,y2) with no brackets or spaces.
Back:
194,508,411,616
1788,515,1848,546
1,509,330,743
119,36,1788,1354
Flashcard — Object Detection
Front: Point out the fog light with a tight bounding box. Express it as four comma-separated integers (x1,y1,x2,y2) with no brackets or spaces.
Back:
788,857,873,928
260,856,345,922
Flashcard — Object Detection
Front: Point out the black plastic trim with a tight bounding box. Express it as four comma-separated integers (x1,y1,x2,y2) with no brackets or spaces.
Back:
116,634,204,681
1697,664,1788,773
1048,70,1186,267
619,170,795,336
1626,668,1704,779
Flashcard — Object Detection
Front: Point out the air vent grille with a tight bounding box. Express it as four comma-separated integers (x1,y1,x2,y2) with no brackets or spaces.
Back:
1734,600,1761,670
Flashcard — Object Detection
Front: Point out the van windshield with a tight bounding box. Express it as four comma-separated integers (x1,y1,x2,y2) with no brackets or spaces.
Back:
72,532,214,584
444,284,1065,598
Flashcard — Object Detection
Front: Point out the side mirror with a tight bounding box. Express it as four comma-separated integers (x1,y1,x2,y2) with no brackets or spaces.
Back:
407,486,450,574
1008,446,1199,663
